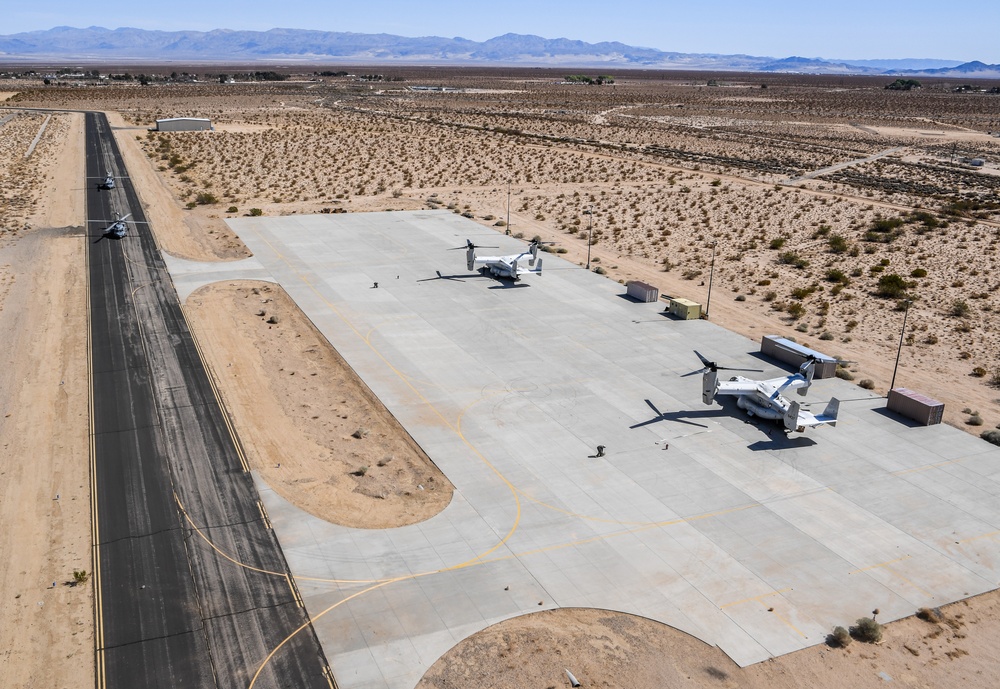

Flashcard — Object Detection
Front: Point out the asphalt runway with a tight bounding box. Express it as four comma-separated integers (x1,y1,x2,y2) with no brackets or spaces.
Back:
85,113,331,689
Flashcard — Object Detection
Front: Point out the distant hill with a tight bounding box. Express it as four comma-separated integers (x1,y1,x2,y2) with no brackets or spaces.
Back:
0,26,989,76
897,60,1000,78
834,57,965,71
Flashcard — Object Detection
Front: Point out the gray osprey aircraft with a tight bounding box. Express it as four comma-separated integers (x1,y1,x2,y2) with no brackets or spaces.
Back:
88,213,135,240
693,351,840,433
454,239,544,280
88,172,117,190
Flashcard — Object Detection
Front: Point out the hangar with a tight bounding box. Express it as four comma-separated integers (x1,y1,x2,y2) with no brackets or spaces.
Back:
155,117,212,132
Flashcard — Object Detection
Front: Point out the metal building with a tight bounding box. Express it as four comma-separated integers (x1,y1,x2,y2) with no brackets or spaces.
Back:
760,335,837,378
666,297,701,320
155,117,213,132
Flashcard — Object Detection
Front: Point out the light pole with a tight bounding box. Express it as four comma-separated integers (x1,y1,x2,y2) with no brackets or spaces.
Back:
505,180,511,235
704,241,718,319
585,205,594,270
889,299,912,393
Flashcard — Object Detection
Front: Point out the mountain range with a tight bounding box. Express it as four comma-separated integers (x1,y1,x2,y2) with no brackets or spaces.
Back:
1,26,997,77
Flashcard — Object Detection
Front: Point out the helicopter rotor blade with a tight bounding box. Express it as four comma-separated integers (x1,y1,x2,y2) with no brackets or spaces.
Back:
715,365,764,373
694,350,713,368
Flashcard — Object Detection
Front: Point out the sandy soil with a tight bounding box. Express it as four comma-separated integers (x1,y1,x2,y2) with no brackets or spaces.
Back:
5,73,999,687
57,79,991,435
184,281,453,528
0,110,92,688
419,592,1000,689
105,111,249,261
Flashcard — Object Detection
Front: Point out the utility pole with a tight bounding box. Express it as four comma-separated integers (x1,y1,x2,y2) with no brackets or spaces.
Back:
704,241,718,318
505,180,511,235
889,299,912,393
586,205,594,270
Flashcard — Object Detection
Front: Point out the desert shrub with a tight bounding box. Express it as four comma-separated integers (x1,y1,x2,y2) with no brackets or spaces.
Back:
981,430,1000,447
825,269,850,285
875,274,911,298
911,268,928,278
790,286,816,300
786,302,806,319
195,192,218,205
226,206,238,213
865,216,905,243
858,379,875,390
836,368,855,380
735,294,746,301
72,570,89,584
248,208,263,216
951,300,970,317
851,617,883,643
769,237,786,250
830,626,852,647
916,607,941,623
594,266,607,275
971,366,988,377
778,251,809,269
872,216,904,232
827,234,849,253
819,331,834,341
763,291,777,302
967,414,984,426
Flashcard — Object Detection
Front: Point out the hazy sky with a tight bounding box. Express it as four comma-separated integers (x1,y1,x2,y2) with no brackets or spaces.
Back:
7,0,999,63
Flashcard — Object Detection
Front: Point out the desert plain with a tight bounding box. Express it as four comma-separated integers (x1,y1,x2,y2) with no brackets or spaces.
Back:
1,66,999,688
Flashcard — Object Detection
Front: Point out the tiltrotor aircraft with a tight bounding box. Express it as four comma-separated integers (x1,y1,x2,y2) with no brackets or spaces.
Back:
453,239,544,280
693,350,840,433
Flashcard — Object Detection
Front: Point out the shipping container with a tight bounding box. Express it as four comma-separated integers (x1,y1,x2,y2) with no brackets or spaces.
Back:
626,281,659,303
887,387,944,425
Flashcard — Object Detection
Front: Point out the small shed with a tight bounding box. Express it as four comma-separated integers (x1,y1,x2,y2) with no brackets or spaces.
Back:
626,281,659,303
666,297,701,320
887,388,944,426
760,335,838,378
156,117,213,132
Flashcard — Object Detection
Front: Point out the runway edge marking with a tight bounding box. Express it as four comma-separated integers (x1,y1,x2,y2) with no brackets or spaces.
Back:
85,113,107,689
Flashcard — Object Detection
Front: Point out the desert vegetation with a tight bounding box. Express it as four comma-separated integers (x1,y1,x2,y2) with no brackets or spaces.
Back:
8,67,999,432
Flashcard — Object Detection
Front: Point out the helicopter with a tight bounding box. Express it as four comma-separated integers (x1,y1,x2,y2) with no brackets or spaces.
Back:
87,172,117,190
88,213,135,240
692,350,840,433
452,238,544,280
